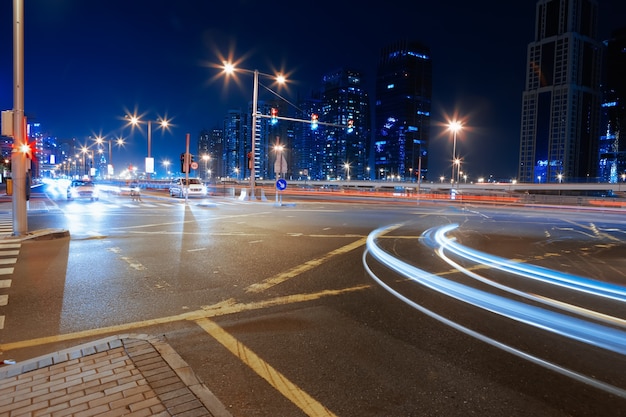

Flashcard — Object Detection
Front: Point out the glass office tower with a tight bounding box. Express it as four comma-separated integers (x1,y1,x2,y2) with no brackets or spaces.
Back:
518,0,603,183
598,27,626,183
374,40,432,181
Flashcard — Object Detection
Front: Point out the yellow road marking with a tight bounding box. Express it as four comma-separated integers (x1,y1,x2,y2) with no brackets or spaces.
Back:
0,285,370,352
246,237,368,293
196,318,339,417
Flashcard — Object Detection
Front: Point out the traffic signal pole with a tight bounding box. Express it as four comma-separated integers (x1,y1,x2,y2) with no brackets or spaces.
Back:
11,0,27,236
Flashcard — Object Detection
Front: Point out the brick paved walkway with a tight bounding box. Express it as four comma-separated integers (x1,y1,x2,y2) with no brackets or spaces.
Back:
0,334,232,417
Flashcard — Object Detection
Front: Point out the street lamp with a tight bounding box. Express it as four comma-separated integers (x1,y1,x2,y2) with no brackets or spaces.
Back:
344,162,351,180
448,120,463,187
126,114,170,179
222,62,286,199
202,154,210,181
274,144,285,178
80,146,94,177
95,135,125,171
162,160,170,179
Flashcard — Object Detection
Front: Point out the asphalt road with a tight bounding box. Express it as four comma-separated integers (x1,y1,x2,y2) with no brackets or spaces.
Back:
1,183,625,416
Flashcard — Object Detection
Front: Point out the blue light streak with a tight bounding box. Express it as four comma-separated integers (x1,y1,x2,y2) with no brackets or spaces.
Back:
423,223,626,303
363,224,626,398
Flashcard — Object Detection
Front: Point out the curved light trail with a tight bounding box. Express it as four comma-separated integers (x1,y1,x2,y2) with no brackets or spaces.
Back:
363,224,626,399
423,223,626,302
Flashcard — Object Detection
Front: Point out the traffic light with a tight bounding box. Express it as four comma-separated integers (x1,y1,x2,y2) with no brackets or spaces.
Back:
181,152,193,173
311,113,318,130
347,119,354,133
271,108,278,125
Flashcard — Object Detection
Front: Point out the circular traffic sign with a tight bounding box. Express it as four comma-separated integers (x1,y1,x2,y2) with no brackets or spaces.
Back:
190,162,199,170
276,178,287,191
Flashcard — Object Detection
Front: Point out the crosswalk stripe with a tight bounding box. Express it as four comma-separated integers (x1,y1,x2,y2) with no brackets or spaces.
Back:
0,214,12,236
0,233,18,330
0,244,20,249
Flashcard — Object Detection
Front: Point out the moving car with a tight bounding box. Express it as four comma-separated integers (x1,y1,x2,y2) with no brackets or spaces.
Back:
118,181,141,196
169,178,207,198
67,180,99,201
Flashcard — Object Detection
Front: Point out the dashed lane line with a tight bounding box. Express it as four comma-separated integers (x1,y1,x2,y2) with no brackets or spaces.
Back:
245,236,368,294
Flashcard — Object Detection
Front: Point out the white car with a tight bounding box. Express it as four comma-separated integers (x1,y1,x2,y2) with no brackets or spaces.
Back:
67,180,99,201
169,178,207,198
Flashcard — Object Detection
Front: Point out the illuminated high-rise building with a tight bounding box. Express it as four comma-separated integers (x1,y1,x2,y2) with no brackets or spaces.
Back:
518,0,603,183
374,40,431,181
318,68,370,180
598,27,626,183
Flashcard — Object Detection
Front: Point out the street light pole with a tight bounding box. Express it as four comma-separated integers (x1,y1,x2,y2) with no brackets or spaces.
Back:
452,129,457,185
448,120,462,190
222,62,288,200
127,115,168,180
250,69,259,199
147,120,152,179
11,0,27,236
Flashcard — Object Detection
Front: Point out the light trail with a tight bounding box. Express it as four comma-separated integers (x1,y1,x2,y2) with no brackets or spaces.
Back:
363,224,626,398
423,223,626,302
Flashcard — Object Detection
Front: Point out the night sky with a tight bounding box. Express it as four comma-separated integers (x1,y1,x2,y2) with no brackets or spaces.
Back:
1,0,624,179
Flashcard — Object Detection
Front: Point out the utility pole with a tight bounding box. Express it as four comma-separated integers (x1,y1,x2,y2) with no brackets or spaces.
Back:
11,0,27,236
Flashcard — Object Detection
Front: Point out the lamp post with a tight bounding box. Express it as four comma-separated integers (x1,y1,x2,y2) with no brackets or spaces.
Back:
162,160,170,179
448,120,463,188
80,147,94,177
95,136,124,179
344,162,350,180
202,154,210,181
127,115,169,180
222,62,286,200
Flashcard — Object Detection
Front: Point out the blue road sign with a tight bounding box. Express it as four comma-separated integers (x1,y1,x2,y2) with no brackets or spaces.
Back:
276,178,287,191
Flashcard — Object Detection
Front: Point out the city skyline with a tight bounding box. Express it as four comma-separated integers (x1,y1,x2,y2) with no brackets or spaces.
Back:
1,0,625,180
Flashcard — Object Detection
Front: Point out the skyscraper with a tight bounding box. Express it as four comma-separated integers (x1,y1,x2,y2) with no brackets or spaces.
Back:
319,68,370,180
293,97,324,180
598,27,626,183
222,110,245,179
518,0,603,183
374,40,432,181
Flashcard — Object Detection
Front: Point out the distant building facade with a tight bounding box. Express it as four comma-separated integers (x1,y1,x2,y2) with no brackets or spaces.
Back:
598,27,626,183
197,127,223,180
293,97,324,180
518,0,603,183
318,68,370,180
374,40,432,181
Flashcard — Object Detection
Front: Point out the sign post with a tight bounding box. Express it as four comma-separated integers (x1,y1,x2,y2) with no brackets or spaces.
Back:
275,178,287,206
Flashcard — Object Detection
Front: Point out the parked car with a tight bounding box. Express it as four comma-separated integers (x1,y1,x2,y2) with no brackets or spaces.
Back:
67,180,99,201
169,178,207,198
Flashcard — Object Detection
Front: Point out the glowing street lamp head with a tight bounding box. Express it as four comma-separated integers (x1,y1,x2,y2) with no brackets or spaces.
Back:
223,61,235,75
448,120,463,133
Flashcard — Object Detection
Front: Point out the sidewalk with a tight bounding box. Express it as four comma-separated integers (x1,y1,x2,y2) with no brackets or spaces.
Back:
0,334,233,417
